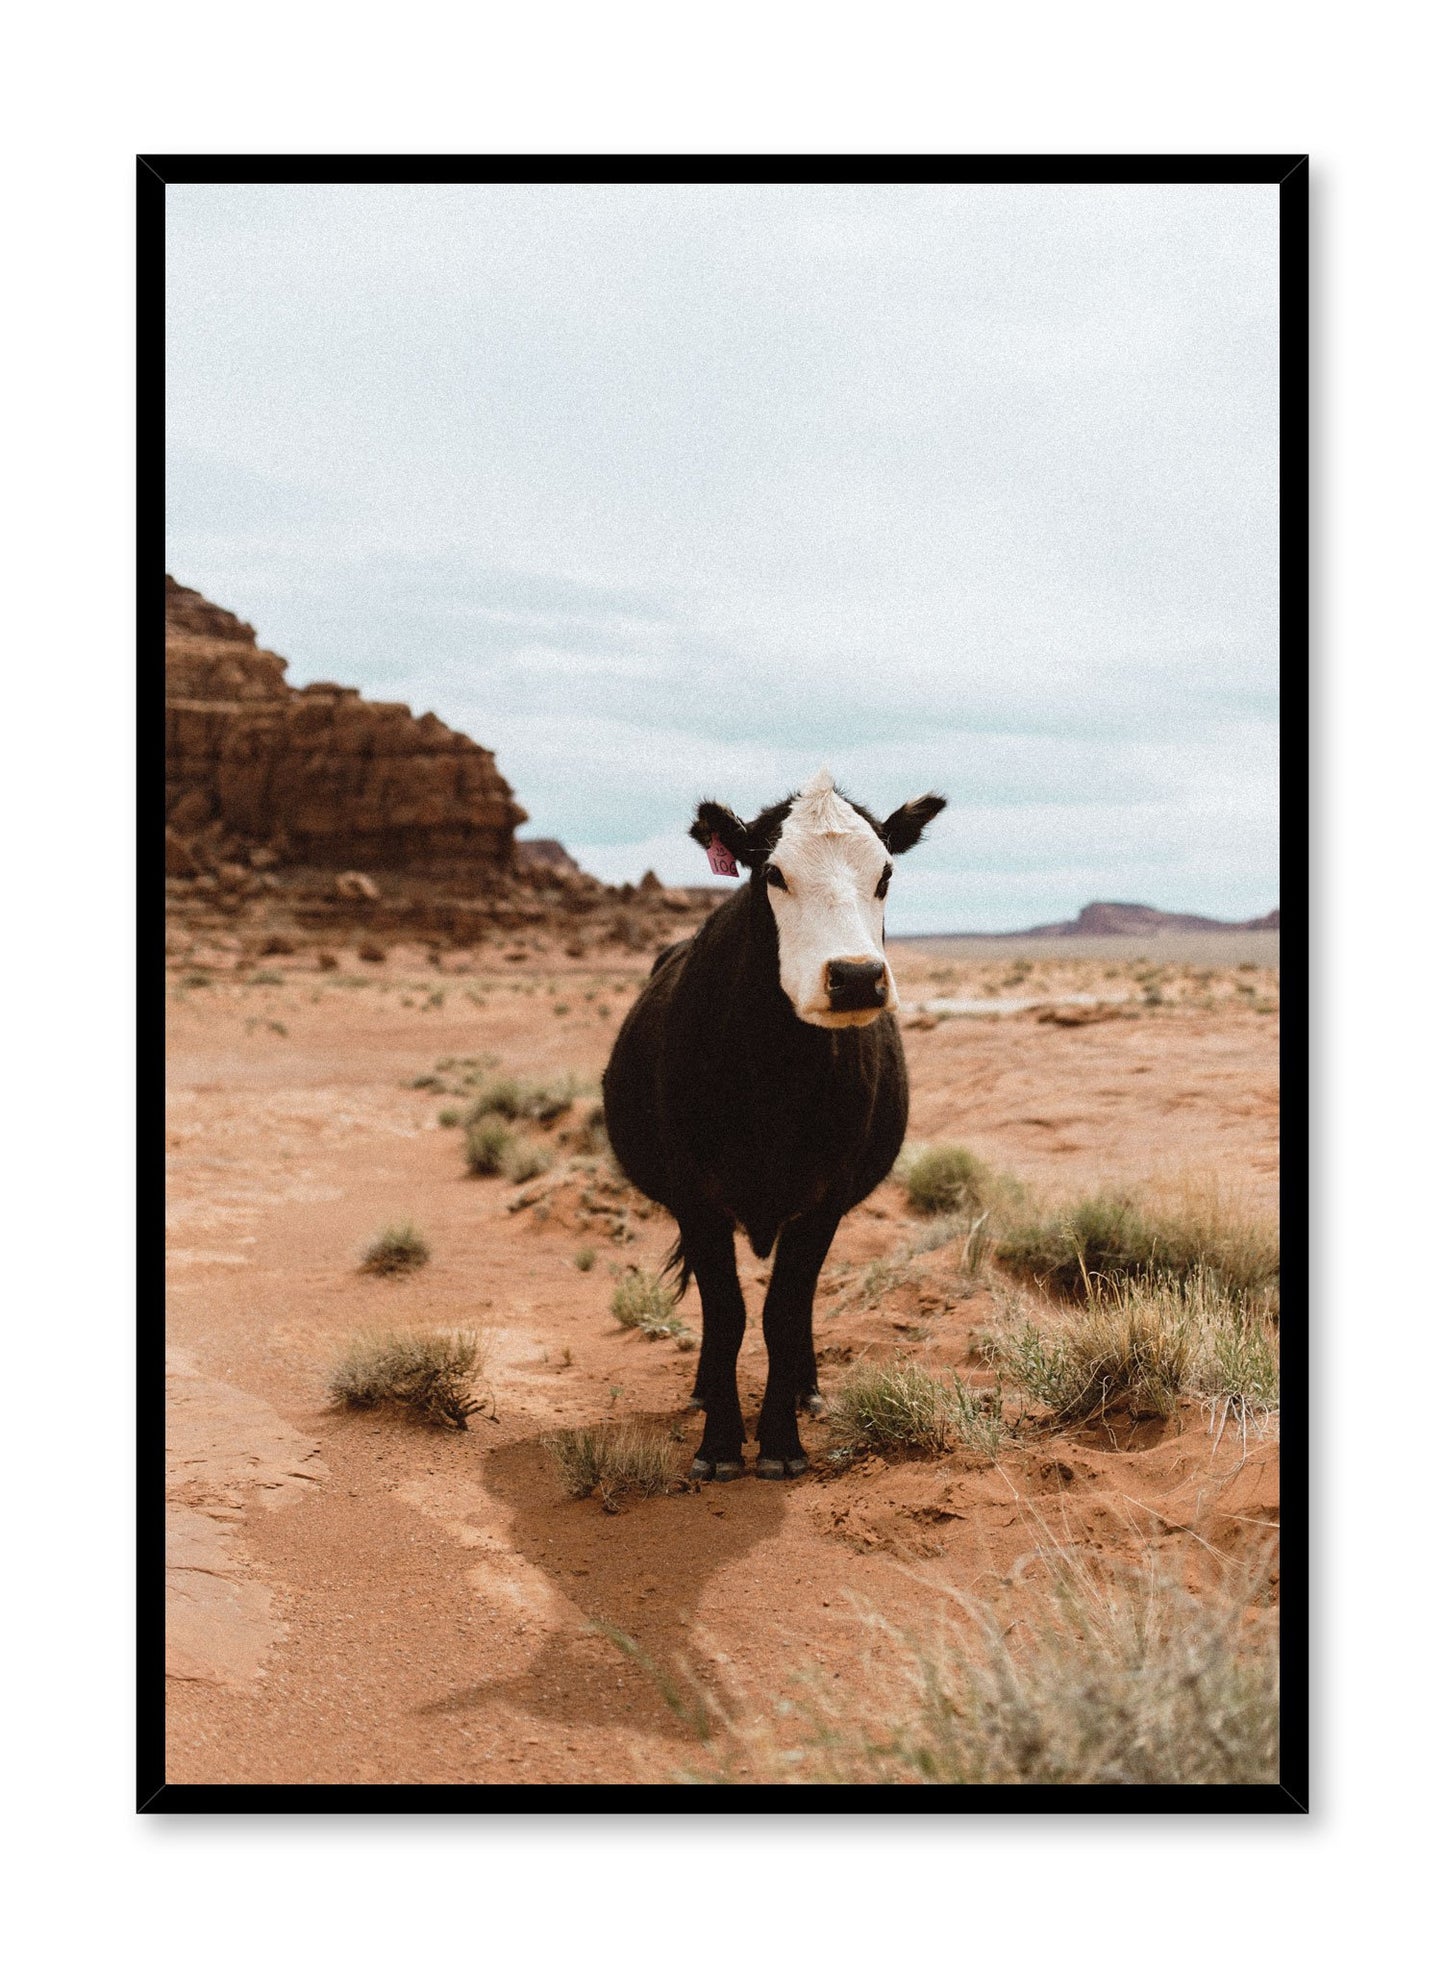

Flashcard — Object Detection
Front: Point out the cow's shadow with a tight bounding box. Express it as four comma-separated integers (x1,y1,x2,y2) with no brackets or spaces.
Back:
418,1417,791,1749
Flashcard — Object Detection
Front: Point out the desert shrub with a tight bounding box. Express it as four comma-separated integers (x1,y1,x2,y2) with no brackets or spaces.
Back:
501,1138,554,1184
546,1421,674,1509
327,1328,487,1429
572,1102,611,1155
575,1247,597,1272
906,1209,997,1277
611,1269,675,1329
437,1107,462,1128
465,1075,581,1126
359,1223,431,1277
996,1191,1279,1308
689,1552,1277,1785
983,1268,1280,1427
902,1145,990,1216
464,1116,514,1175
829,1358,1001,1459
611,1269,694,1343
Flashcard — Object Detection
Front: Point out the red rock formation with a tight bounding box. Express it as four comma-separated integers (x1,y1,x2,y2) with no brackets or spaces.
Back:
164,576,527,873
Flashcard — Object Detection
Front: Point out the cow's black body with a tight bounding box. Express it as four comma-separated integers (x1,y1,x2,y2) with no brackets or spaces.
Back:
602,871,908,1477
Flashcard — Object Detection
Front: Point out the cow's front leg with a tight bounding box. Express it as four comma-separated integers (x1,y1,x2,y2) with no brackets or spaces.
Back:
678,1211,747,1480
756,1206,841,1477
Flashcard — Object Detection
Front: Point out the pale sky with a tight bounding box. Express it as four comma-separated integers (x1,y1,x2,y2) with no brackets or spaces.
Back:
166,180,1279,933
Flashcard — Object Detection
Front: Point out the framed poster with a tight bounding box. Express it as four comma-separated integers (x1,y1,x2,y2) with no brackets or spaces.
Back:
143,154,1304,1810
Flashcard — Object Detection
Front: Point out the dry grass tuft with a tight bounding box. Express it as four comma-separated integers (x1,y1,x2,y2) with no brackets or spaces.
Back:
691,1550,1278,1785
545,1421,675,1510
984,1267,1279,1427
997,1187,1278,1309
501,1138,553,1184
463,1115,513,1176
900,1144,991,1216
359,1223,431,1277
906,1209,997,1279
464,1074,582,1125
327,1328,488,1429
610,1269,695,1345
829,1357,1002,1459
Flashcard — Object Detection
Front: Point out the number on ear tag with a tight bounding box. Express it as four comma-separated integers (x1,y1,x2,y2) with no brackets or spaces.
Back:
707,834,740,877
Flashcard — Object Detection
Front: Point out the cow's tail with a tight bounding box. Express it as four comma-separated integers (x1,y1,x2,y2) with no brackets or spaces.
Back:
662,1235,692,1304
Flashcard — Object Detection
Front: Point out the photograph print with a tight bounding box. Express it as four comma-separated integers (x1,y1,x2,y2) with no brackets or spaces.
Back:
147,156,1303,1808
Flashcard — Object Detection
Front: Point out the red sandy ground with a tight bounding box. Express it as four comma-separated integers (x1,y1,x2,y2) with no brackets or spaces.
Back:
164,941,1280,1786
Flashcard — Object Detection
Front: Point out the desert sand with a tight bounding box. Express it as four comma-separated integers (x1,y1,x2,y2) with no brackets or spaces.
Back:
164,935,1280,1786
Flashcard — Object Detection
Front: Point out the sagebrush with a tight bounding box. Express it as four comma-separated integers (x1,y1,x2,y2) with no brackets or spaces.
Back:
327,1328,488,1429
359,1223,431,1277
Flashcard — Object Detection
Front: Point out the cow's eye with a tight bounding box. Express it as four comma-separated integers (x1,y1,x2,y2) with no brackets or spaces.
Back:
875,866,892,899
765,864,788,891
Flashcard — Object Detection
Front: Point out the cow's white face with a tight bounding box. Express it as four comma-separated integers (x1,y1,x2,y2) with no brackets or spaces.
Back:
766,770,897,1028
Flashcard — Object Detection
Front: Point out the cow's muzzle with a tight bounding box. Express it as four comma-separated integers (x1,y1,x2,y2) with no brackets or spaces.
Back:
826,958,888,1013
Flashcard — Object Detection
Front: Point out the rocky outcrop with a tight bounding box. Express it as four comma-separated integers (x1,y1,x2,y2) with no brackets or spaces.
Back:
514,837,586,879
163,578,724,964
165,576,526,875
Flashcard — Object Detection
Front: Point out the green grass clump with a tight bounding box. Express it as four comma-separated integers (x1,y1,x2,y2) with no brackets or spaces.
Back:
828,1358,1001,1459
690,1552,1277,1786
996,1191,1278,1308
902,1145,991,1216
611,1269,693,1343
359,1223,431,1277
327,1328,487,1429
983,1268,1279,1427
545,1421,675,1509
464,1116,514,1175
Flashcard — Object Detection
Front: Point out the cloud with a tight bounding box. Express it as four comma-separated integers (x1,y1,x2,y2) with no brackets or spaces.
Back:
166,182,1278,929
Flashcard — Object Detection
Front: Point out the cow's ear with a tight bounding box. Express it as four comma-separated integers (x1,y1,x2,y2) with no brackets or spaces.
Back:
880,793,947,854
690,800,759,866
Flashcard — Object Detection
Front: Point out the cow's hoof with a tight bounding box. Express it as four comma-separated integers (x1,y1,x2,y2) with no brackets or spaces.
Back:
690,1456,743,1482
799,1391,826,1416
756,1455,810,1481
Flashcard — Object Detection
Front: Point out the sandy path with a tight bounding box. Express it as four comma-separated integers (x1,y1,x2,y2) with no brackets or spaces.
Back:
164,945,1279,1786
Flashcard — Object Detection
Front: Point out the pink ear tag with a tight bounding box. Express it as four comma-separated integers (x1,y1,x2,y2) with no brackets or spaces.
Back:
706,833,740,877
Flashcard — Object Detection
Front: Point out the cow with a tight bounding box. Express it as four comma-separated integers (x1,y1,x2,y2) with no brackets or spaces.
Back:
601,768,947,1480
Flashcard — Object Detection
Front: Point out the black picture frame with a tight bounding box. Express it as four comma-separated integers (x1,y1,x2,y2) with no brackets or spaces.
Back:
142,152,1306,1814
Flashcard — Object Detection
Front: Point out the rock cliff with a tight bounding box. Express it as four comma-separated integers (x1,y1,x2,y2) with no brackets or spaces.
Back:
163,577,721,967
165,575,526,874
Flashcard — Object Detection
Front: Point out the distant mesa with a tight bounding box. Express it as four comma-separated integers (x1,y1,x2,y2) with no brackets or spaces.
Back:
1011,901,1280,938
